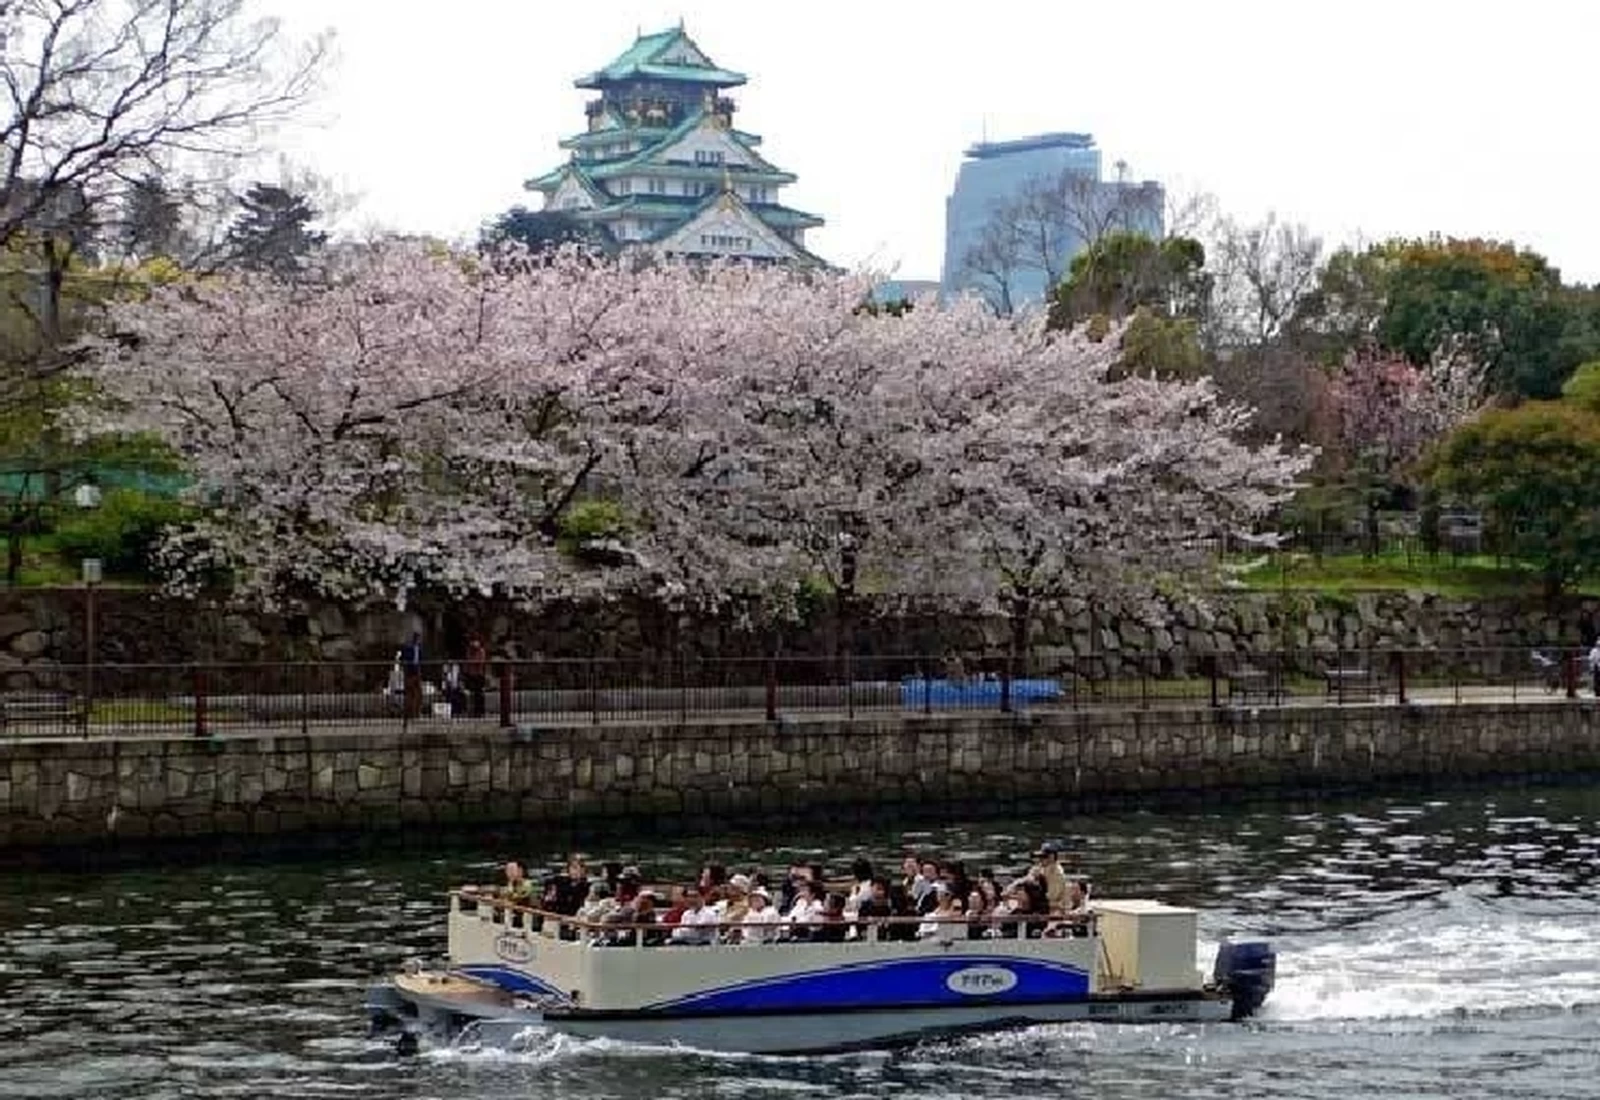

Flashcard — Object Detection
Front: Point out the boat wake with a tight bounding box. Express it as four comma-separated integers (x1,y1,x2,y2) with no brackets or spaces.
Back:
1261,887,1600,1025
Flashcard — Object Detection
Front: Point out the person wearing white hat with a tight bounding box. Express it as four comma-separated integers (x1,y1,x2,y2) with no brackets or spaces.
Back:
737,887,780,944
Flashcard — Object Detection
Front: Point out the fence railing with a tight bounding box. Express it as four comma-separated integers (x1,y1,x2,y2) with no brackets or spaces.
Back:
0,646,1589,738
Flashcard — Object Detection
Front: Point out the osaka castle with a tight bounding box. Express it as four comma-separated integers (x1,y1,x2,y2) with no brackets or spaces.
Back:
525,26,826,265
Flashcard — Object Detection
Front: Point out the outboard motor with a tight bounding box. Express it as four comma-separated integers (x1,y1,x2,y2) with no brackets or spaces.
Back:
1213,940,1276,1020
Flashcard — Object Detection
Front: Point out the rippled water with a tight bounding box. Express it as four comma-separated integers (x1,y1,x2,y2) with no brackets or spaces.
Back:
3,781,1599,1099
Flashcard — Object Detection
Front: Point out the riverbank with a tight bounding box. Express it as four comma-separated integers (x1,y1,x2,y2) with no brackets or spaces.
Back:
4,698,1600,856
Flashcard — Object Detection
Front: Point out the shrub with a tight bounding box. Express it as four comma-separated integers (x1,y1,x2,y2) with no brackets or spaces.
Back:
51,488,195,578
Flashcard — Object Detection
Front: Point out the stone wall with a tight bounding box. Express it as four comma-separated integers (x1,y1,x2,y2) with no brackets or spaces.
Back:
4,702,1599,851
3,587,1600,682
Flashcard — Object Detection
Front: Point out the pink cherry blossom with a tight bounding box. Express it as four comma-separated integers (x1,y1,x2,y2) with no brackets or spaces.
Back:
78,241,1315,620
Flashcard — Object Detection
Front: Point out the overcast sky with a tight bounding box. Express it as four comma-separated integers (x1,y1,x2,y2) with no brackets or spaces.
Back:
263,0,1600,283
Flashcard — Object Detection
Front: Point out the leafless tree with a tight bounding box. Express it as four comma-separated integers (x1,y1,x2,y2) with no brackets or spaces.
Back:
1209,212,1324,349
1,0,330,252
959,208,1027,315
961,168,1167,314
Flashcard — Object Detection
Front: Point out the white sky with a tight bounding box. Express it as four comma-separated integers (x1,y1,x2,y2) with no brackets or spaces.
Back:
262,0,1600,283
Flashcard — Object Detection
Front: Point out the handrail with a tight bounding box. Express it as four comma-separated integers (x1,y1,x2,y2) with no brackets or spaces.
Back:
453,889,1096,935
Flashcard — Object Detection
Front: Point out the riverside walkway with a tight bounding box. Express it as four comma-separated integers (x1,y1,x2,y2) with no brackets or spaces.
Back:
0,680,1584,743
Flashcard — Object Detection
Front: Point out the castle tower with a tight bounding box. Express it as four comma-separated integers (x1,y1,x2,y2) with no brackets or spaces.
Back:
525,27,825,264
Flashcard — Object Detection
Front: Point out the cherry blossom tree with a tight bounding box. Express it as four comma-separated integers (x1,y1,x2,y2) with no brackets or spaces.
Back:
1324,343,1486,554
879,309,1312,683
76,240,1315,633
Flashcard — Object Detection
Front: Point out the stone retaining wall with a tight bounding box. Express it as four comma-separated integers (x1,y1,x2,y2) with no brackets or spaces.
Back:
4,703,1599,850
5,588,1600,682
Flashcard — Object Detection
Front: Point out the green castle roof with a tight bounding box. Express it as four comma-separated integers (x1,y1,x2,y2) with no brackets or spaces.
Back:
527,108,795,192
575,27,747,90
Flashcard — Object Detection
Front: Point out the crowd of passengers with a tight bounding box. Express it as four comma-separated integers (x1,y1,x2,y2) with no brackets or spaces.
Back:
468,842,1091,947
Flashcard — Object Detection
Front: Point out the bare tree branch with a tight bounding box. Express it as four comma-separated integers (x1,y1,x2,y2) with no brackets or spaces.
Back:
0,0,330,251
1209,212,1324,349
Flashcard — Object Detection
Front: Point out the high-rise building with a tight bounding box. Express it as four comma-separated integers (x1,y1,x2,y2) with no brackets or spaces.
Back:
525,26,825,265
940,132,1164,310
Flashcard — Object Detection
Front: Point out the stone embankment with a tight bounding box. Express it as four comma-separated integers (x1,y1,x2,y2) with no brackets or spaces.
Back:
3,701,1598,851
4,588,1600,678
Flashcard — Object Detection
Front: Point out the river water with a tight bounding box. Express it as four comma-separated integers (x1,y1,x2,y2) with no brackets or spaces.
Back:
2,780,1598,1099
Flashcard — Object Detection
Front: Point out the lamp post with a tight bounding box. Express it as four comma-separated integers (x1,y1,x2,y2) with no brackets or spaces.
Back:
73,483,102,726
838,531,858,718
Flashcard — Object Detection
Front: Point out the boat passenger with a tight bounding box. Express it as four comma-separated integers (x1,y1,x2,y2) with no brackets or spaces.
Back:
1031,841,1071,914
993,881,1043,939
716,875,751,933
896,883,927,941
462,861,535,913
737,888,781,944
812,892,849,943
917,885,965,942
616,866,643,907
601,889,662,947
846,859,875,913
777,863,811,912
851,878,893,939
669,887,719,946
965,888,990,940
697,863,727,894
576,881,617,932
784,880,825,939
541,856,589,917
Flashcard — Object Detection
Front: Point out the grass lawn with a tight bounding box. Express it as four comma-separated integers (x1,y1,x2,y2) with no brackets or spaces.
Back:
1228,551,1593,598
5,531,1591,601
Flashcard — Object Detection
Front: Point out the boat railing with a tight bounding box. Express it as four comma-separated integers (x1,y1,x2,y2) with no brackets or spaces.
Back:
450,889,1097,947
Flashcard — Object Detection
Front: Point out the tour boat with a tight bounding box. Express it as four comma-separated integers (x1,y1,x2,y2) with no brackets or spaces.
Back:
366,891,1276,1055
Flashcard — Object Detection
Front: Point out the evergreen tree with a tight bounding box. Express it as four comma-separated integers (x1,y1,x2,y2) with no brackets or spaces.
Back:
225,183,327,277
119,175,186,260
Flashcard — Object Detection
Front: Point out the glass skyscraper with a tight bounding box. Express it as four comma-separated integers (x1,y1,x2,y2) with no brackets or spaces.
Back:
940,132,1164,310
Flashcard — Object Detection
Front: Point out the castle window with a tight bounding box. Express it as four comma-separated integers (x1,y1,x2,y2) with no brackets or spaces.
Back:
695,149,725,166
699,233,752,252
614,179,631,196
648,178,666,195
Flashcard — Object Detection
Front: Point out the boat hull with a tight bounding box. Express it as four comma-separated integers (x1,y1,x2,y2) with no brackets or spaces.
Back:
370,973,1235,1055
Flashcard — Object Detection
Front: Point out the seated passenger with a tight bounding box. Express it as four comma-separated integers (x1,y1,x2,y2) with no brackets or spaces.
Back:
785,880,825,940
965,888,991,940
993,881,1033,939
542,856,589,916
854,878,893,938
917,885,965,942
716,875,752,930
668,887,719,945
846,859,875,914
602,889,662,947
575,881,617,932
884,883,918,942
812,892,849,943
737,888,781,944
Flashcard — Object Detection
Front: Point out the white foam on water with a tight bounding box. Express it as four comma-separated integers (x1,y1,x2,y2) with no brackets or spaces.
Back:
1260,888,1600,1024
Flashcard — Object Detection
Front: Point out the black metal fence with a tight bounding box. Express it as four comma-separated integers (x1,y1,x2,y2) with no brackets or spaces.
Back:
0,646,1589,738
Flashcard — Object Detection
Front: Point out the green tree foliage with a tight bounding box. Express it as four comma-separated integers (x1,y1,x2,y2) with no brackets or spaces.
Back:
225,183,327,277
52,488,195,579
1047,232,1209,329
1430,401,1600,594
479,206,605,255
1046,232,1210,380
1299,237,1599,398
0,242,185,584
1560,360,1600,412
118,175,187,261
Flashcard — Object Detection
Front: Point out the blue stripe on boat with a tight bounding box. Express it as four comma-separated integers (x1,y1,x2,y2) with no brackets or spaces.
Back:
458,965,569,1001
649,955,1089,1014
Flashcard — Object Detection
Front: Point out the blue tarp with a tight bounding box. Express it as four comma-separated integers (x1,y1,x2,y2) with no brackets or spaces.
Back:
899,677,1063,709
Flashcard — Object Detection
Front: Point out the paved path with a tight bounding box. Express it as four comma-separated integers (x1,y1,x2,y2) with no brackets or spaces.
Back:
1,683,1587,744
